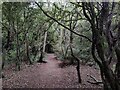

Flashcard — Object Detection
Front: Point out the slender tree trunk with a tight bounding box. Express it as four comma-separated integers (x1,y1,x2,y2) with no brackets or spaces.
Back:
59,28,63,52
70,29,74,64
43,31,47,53
38,31,47,63
16,33,20,71
76,58,81,83
70,46,82,83
25,35,32,64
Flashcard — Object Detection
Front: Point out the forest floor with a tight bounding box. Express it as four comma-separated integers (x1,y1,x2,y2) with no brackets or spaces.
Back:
2,54,103,89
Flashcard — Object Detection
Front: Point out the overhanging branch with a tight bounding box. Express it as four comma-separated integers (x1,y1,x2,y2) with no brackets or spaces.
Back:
35,2,92,42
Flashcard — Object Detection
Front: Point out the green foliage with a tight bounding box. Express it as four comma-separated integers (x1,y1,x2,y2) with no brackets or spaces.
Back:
2,2,49,67
3,2,120,69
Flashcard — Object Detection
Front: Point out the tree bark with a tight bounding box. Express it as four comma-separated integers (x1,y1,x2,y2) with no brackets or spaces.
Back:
16,33,20,71
70,46,82,83
43,31,47,53
25,34,32,65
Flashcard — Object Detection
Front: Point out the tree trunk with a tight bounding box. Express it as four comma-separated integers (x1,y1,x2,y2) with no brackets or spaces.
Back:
25,34,32,65
16,33,20,71
115,47,120,84
38,50,43,62
93,30,119,90
70,46,82,83
76,59,81,83
43,31,47,53
115,25,120,84
37,50,47,63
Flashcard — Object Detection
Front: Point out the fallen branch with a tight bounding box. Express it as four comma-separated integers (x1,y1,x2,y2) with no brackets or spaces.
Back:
87,80,103,85
87,74,103,85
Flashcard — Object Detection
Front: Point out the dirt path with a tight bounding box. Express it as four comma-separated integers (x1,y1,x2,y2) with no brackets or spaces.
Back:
3,54,102,88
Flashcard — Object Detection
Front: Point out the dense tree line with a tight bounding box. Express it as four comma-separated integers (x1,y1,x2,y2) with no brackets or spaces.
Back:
2,2,120,90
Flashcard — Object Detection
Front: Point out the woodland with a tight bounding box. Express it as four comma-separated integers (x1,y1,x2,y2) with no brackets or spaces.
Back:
1,1,120,90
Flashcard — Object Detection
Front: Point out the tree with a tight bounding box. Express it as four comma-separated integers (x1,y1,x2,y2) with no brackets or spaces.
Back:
81,2,120,89
2,2,50,69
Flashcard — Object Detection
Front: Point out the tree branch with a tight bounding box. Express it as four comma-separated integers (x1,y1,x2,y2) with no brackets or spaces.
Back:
87,74,103,85
35,2,92,42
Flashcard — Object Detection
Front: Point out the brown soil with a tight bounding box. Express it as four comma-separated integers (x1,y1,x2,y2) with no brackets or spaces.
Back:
2,54,103,88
